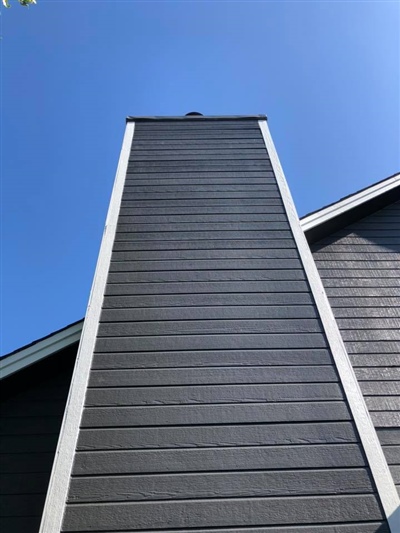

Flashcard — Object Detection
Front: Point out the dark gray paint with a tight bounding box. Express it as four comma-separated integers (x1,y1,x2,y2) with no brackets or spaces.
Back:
62,119,387,531
311,199,400,494
0,344,78,533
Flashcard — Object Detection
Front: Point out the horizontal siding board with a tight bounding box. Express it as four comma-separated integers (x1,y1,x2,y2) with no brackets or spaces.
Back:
0,516,41,533
72,444,366,476
315,260,400,269
103,293,314,308
91,348,331,369
97,318,322,337
317,268,400,279
113,239,296,251
124,178,277,186
106,269,306,284
355,368,400,380
390,465,400,483
77,422,358,451
377,428,400,445
122,192,280,201
328,297,400,308
0,494,45,518
62,495,384,531
313,252,400,261
351,353,400,367
95,334,328,354
111,248,299,261
336,318,400,330
130,140,267,148
68,468,374,503
0,472,50,495
315,236,400,246
105,280,308,296
341,329,400,341
117,222,290,233
326,288,400,298
114,231,293,242
0,399,67,418
99,306,318,323
127,163,273,173
121,198,283,207
320,278,400,288
129,152,270,161
0,452,54,473
0,434,59,454
81,402,350,428
361,382,400,396
371,412,400,427
334,307,400,318
365,397,400,411
314,243,400,253
369,444,399,465
346,341,400,354
89,366,336,387
54,525,392,533
85,383,343,407
118,213,288,224
125,171,276,181
109,258,300,271
0,416,63,435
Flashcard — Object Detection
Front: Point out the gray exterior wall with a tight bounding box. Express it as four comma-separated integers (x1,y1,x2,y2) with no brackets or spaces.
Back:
62,119,388,531
0,344,78,533
311,199,400,494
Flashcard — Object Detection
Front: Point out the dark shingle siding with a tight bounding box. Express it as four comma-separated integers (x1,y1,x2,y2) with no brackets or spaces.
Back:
0,344,78,533
61,120,387,531
312,198,400,495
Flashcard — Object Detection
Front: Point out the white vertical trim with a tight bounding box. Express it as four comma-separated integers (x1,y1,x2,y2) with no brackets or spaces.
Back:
39,122,135,533
259,119,400,531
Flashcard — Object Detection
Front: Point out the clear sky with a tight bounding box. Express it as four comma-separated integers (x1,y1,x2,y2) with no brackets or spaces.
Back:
1,0,399,355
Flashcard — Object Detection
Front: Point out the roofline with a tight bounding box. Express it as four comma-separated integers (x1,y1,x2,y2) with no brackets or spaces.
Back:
126,114,267,122
301,172,400,237
0,319,83,380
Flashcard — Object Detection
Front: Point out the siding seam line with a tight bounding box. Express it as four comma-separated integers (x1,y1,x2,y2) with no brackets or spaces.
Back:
258,119,400,532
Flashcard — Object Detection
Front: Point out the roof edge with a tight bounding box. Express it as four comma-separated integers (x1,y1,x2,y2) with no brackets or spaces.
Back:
0,319,83,380
126,114,267,122
301,172,400,243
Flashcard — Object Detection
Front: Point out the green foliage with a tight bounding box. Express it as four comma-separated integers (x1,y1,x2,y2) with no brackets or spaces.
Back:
2,0,37,7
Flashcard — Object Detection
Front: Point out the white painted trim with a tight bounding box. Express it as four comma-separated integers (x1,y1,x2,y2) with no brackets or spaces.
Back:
301,172,400,233
39,122,135,533
259,120,400,531
0,321,83,379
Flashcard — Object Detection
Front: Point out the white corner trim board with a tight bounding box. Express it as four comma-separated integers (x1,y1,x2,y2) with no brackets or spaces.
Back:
39,122,135,533
0,321,83,380
258,119,400,532
301,172,400,232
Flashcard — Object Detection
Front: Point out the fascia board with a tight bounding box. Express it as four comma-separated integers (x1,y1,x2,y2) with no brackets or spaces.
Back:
301,173,400,233
0,321,83,380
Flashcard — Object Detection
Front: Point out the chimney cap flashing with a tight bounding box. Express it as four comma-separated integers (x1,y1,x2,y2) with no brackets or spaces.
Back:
126,114,267,123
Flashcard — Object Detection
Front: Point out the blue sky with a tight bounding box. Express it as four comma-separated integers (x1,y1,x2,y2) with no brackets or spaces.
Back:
1,0,399,355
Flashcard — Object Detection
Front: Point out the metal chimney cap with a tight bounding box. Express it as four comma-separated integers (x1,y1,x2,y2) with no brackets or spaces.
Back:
185,111,203,116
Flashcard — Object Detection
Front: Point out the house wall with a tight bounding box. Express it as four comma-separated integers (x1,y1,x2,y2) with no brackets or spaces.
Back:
311,199,400,494
0,343,78,533
60,119,388,531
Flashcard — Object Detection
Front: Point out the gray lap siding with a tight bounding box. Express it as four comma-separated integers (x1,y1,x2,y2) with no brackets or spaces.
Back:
62,120,387,531
311,199,400,495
